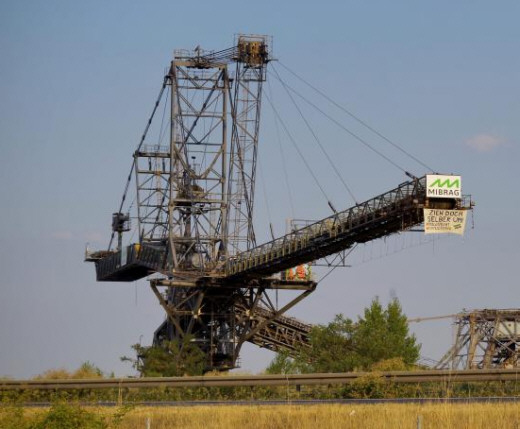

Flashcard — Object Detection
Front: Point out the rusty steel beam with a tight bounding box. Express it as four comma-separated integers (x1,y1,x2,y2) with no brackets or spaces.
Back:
235,304,312,355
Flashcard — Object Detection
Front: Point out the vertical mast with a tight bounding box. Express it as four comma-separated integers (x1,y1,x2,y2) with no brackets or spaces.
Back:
167,50,229,273
226,35,271,254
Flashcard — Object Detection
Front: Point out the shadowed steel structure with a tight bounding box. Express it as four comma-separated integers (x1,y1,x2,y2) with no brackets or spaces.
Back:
85,35,472,370
436,309,520,370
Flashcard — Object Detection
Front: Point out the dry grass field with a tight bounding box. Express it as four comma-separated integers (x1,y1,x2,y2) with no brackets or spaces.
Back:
3,402,519,428
111,402,520,429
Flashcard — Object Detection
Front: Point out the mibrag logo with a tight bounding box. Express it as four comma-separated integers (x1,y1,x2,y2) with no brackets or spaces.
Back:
426,175,462,199
429,178,460,189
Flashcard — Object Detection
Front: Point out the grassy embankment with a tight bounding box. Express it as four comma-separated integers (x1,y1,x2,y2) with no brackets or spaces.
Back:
3,402,520,428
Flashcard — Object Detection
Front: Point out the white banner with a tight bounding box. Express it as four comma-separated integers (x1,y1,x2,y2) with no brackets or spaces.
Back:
426,175,461,199
424,209,468,235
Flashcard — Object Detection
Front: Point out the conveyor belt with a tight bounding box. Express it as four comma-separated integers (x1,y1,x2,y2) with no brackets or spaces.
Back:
224,177,430,279
235,304,312,355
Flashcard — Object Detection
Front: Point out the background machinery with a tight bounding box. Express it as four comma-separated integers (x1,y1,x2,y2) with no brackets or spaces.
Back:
435,309,520,369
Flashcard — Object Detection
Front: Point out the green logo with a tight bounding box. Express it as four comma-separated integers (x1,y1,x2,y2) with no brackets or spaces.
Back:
429,178,460,188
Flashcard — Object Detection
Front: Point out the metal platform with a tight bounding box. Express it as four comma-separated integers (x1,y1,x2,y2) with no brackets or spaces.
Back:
92,244,166,282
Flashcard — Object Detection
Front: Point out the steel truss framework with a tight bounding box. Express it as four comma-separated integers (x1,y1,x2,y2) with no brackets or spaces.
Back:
149,35,302,369
150,278,315,368
86,35,473,371
234,303,312,355
436,309,520,369
156,36,279,369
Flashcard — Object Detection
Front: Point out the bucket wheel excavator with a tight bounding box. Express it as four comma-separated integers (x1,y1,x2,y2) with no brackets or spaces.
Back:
86,35,473,370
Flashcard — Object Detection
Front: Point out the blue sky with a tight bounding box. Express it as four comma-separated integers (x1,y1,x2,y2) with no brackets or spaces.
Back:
0,0,518,377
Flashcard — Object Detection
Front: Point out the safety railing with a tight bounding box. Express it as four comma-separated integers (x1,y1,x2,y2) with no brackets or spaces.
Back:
224,177,428,278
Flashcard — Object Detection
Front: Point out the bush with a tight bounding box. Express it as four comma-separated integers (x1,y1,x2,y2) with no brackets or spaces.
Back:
33,403,107,429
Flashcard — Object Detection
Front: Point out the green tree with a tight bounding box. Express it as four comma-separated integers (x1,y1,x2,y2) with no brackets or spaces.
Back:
353,298,420,369
266,315,358,374
266,297,420,373
122,337,206,377
265,350,298,374
299,314,358,373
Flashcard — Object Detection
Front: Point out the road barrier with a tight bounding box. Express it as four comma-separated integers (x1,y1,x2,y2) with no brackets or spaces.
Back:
1,369,518,391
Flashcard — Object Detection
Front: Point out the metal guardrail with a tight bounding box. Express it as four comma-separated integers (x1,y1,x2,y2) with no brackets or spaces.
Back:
1,369,518,391
14,397,520,408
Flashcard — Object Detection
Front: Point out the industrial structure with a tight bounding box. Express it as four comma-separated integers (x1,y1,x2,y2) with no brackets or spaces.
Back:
435,309,520,369
86,35,473,370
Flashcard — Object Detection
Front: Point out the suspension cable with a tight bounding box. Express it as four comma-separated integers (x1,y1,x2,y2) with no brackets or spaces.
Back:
317,245,357,283
264,91,334,209
157,88,170,146
267,80,295,219
108,76,169,250
258,158,275,240
271,65,359,204
269,67,409,175
277,62,435,172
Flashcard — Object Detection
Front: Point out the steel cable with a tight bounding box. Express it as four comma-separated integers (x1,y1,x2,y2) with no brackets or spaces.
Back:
277,61,435,173
269,68,409,175
271,65,359,204
266,80,296,219
264,91,333,209
108,77,169,250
